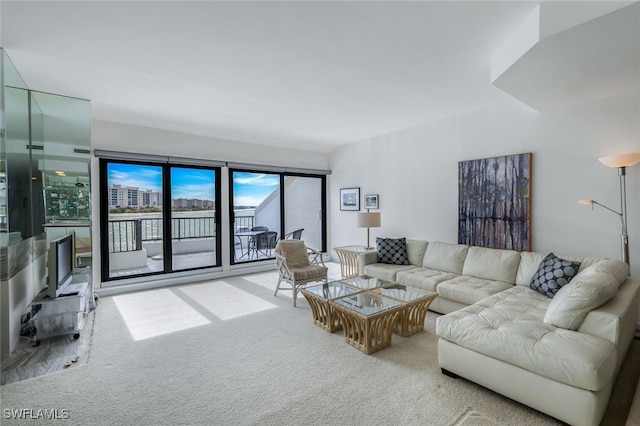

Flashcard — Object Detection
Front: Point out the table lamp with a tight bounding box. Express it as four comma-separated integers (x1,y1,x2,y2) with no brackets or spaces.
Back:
357,211,381,249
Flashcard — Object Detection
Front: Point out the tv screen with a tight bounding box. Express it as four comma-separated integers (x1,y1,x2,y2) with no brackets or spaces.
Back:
47,233,75,298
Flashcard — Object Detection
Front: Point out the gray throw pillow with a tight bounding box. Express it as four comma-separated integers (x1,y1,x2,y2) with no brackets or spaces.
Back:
530,253,581,298
376,237,409,265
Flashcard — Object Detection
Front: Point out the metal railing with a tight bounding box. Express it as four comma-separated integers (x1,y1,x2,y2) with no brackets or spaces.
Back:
108,215,256,253
108,217,217,253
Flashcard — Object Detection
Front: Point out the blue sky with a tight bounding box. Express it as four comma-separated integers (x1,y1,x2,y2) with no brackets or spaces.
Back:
107,165,279,206
233,172,279,207
108,163,215,200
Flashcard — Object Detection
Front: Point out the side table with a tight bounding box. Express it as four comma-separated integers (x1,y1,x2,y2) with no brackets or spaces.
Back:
334,245,375,278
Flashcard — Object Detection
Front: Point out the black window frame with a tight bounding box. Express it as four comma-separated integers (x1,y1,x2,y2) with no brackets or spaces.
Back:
99,158,222,282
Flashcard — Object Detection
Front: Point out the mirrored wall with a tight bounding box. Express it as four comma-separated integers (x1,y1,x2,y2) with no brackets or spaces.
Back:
1,48,91,357
1,51,91,249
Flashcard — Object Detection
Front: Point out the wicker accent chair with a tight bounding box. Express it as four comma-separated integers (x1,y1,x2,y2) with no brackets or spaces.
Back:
275,240,328,307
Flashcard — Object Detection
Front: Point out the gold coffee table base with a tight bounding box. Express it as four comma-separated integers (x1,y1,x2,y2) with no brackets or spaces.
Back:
394,294,438,337
332,303,403,354
302,291,343,333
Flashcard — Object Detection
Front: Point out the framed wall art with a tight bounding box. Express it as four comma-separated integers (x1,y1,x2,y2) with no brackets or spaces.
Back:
364,194,379,209
340,187,360,211
458,153,532,251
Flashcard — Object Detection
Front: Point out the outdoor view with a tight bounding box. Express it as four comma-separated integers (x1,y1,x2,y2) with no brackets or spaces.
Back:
106,163,217,278
102,161,325,281
232,171,281,263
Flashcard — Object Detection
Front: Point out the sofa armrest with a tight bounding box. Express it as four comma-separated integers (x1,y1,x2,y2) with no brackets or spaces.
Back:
359,250,378,275
578,277,640,370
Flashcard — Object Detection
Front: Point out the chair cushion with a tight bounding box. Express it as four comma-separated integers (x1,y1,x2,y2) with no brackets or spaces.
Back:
292,264,328,281
276,240,309,268
376,237,409,265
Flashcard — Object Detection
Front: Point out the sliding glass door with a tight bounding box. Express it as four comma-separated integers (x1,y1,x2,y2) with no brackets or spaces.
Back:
230,171,281,263
100,160,220,282
284,175,324,252
230,170,326,264
170,166,218,271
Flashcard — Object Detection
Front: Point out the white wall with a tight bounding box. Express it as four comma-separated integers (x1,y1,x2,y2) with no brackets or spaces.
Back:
329,92,640,278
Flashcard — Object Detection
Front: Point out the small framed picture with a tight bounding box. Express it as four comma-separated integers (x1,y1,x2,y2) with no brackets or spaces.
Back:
340,187,360,211
364,194,379,209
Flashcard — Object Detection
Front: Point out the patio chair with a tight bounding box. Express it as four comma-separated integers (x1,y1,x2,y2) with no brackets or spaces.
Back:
274,240,328,307
251,226,269,232
281,228,304,240
251,231,278,259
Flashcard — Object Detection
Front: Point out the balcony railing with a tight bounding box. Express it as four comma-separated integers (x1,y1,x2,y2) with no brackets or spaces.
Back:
109,217,216,253
108,215,255,253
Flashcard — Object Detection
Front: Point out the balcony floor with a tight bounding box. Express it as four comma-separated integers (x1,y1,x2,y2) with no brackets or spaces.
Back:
109,248,275,278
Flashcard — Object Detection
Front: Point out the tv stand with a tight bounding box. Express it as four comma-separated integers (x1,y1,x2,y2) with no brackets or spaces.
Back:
27,282,88,345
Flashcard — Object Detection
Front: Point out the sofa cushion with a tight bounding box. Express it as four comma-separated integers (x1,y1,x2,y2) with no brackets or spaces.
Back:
436,286,617,391
405,239,429,267
376,237,409,265
530,253,581,298
422,241,468,274
462,246,521,284
544,261,628,330
436,275,513,306
515,252,608,286
363,263,418,283
396,268,458,292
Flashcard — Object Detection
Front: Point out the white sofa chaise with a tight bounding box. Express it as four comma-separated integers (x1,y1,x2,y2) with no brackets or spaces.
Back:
360,239,640,426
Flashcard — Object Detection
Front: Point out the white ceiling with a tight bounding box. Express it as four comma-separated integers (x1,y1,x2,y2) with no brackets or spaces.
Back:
1,1,638,154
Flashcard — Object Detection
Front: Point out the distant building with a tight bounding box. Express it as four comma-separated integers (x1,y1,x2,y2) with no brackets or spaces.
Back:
108,184,162,209
108,184,213,209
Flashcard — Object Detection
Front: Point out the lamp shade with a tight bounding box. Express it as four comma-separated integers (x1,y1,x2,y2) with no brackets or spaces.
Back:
578,199,594,205
357,212,381,228
598,152,640,168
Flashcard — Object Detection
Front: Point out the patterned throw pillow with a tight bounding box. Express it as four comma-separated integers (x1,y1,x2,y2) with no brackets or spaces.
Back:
376,237,409,265
530,253,581,298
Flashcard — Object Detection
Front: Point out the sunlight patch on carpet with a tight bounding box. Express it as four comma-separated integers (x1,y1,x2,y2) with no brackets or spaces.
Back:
179,281,277,320
242,272,291,297
113,289,210,341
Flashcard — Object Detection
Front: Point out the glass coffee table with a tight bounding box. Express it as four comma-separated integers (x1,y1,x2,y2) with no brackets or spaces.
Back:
375,285,438,337
301,276,438,354
300,281,364,332
329,292,405,354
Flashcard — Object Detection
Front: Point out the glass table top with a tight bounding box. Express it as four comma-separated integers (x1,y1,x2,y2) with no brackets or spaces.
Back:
332,292,403,316
302,281,363,300
339,275,392,289
334,245,375,253
377,285,437,303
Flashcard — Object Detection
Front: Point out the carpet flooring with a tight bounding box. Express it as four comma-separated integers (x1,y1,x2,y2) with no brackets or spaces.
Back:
1,270,638,425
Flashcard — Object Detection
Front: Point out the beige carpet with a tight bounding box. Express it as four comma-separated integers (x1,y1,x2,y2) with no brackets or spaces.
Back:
1,271,637,425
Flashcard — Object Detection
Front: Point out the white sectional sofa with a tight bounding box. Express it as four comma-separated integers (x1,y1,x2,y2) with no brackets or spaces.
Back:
360,239,640,426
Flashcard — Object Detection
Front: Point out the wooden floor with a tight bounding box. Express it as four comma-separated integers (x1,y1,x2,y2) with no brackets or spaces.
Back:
1,310,95,385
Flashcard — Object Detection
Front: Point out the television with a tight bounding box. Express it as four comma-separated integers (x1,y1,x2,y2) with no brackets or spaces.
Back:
47,233,75,298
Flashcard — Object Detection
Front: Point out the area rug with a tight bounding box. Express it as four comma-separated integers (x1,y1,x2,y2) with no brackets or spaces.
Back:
1,271,636,425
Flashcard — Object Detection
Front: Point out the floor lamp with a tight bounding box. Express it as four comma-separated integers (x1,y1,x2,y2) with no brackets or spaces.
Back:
357,210,381,249
579,152,640,266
